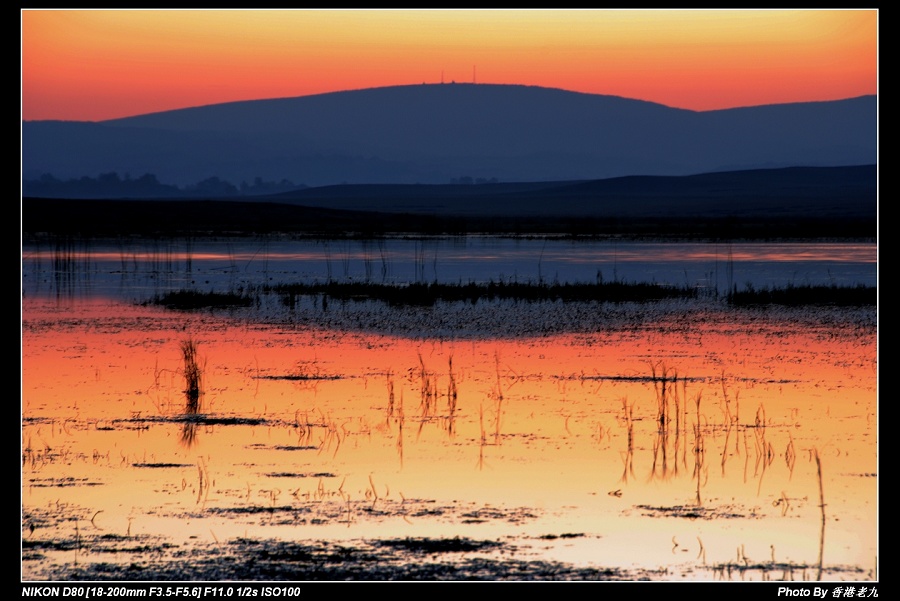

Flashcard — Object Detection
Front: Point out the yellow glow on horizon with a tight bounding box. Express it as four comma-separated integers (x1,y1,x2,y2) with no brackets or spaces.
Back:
22,9,877,121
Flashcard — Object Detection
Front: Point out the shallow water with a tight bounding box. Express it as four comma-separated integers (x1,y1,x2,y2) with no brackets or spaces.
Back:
21,238,878,581
22,237,876,302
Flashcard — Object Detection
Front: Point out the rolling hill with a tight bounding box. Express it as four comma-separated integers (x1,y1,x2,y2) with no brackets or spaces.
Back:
22,84,876,187
23,165,876,239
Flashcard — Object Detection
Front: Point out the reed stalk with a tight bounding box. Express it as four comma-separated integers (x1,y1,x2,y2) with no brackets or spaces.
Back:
385,369,395,421
181,338,203,414
815,448,826,581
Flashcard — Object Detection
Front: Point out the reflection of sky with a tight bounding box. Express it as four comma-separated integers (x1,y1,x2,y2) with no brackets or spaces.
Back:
22,238,877,301
21,297,878,578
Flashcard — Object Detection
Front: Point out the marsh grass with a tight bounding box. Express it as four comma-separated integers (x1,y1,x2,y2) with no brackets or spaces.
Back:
150,280,874,315
445,356,458,436
493,352,504,445
649,361,680,431
149,289,256,310
417,352,437,419
180,339,203,415
447,356,458,413
727,283,876,307
274,279,697,307
649,362,692,481
692,392,705,505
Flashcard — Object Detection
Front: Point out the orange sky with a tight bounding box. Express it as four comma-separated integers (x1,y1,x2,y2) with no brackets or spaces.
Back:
21,9,878,122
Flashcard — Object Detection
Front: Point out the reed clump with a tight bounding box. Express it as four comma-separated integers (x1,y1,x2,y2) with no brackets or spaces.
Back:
649,361,680,431
692,392,705,505
727,282,875,307
417,352,437,418
181,338,203,414
150,289,255,310
273,279,697,308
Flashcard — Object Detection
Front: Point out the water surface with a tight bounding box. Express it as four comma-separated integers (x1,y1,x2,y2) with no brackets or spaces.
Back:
21,237,877,581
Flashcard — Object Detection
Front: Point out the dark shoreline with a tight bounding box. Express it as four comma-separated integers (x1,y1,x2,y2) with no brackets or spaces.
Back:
22,197,875,240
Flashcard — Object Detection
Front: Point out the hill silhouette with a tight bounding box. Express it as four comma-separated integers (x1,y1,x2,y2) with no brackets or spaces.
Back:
22,84,876,187
22,165,876,240
268,164,875,219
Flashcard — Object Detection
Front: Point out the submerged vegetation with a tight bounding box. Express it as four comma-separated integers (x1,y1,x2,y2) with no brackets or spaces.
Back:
143,280,876,311
147,290,256,310
726,283,877,307
272,279,698,306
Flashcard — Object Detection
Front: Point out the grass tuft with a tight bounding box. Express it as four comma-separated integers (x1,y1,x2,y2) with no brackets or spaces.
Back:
148,290,255,310
274,279,697,308
181,339,203,414
727,283,875,307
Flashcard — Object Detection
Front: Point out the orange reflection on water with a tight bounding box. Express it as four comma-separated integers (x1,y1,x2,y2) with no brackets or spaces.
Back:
22,297,877,579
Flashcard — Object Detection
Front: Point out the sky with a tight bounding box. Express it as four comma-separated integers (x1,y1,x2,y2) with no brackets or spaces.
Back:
21,9,877,122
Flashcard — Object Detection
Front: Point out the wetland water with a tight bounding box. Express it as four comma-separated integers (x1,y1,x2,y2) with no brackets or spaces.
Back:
21,237,877,581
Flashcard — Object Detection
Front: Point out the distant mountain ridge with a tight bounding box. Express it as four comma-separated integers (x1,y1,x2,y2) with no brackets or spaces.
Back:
267,164,876,219
23,165,877,239
22,84,876,187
